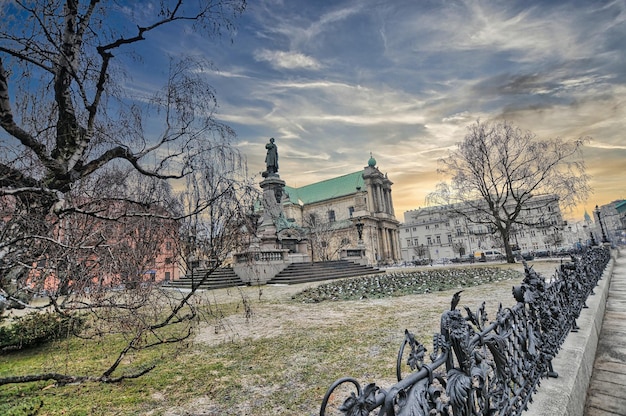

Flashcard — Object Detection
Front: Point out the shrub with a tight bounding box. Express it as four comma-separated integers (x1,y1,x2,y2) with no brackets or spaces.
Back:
0,311,84,352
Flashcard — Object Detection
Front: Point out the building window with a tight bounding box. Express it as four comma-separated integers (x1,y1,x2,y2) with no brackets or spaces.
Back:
165,272,171,281
412,227,416,231
414,238,419,246
425,225,430,230
328,210,336,222
348,206,354,217
165,241,172,250
436,235,441,244
341,238,350,245
407,239,412,246
435,224,439,229
456,228,462,236
427,237,432,245
448,234,453,243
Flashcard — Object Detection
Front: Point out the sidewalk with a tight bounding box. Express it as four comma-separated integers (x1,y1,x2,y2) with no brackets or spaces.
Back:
585,249,626,415
526,247,619,416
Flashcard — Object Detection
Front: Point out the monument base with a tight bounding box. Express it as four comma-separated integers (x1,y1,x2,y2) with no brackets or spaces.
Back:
340,247,367,266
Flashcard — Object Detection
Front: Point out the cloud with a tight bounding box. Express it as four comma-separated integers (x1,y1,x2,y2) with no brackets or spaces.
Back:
588,140,626,150
253,49,322,70
195,0,625,219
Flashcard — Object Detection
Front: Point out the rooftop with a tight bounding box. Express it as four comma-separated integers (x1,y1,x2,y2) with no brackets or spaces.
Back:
284,171,364,205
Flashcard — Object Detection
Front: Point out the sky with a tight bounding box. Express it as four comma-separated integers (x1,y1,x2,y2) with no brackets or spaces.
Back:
10,0,626,222
179,0,625,223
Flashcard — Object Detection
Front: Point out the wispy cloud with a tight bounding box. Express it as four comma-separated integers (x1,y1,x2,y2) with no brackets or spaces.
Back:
181,0,626,219
253,49,322,70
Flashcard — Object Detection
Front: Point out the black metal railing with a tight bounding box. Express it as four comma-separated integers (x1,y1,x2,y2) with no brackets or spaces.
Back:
320,245,611,416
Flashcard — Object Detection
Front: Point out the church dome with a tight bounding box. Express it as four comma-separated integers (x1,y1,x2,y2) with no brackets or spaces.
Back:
367,154,376,167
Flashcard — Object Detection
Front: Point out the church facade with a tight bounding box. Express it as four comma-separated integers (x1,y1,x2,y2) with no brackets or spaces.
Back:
279,155,401,266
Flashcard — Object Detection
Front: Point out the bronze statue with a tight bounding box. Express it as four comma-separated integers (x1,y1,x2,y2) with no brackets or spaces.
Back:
264,137,278,175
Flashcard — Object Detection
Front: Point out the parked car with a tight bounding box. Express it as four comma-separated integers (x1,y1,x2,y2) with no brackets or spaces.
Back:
515,251,534,261
460,254,475,263
474,250,505,262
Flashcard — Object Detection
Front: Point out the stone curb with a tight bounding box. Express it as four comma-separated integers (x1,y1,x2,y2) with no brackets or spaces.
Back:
525,250,617,416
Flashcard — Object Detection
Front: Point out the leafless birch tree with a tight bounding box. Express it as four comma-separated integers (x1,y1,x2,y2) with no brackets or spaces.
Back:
0,0,251,386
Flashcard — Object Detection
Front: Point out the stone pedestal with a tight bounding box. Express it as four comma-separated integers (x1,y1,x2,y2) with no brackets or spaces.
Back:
257,174,286,249
232,172,310,283
340,246,367,266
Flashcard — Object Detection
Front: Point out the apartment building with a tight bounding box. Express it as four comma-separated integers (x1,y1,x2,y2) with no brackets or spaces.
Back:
399,194,566,263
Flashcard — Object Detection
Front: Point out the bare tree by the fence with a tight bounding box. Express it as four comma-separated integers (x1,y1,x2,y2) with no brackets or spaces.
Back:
428,119,590,263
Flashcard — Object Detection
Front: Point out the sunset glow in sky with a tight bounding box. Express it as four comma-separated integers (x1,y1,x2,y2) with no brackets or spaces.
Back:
178,0,625,221
10,1,625,222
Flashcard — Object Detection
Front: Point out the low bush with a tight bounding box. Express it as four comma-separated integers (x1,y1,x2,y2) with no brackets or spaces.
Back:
292,267,523,302
0,311,84,352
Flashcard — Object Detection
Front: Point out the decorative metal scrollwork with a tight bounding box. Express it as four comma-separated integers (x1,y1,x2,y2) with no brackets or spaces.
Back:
320,246,611,416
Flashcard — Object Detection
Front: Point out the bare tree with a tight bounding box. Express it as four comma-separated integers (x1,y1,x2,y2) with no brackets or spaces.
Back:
412,244,428,261
544,228,564,253
428,119,590,263
0,0,250,385
303,212,351,262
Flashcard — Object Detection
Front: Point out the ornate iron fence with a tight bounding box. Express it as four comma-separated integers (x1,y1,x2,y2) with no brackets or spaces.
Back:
320,245,611,416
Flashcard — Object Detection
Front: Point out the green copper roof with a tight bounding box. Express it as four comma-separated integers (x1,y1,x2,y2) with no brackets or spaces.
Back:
284,171,364,205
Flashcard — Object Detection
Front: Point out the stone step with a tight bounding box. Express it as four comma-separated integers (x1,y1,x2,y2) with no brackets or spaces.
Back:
268,260,382,285
165,267,244,290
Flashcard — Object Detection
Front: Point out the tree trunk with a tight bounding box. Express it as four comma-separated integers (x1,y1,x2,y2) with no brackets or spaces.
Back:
500,228,516,263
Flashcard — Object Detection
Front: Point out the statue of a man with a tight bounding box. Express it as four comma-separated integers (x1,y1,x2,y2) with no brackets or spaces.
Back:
265,137,278,174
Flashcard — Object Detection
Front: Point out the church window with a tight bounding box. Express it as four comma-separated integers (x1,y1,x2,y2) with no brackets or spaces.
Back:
328,210,336,222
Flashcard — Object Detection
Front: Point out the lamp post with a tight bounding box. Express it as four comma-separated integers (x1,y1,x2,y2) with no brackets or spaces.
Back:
595,205,609,244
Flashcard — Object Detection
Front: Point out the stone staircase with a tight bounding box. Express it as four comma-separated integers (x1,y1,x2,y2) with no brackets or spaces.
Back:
165,261,383,290
267,260,382,285
165,267,245,290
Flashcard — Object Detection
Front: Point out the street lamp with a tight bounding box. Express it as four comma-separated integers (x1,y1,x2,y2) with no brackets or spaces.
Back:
595,205,609,244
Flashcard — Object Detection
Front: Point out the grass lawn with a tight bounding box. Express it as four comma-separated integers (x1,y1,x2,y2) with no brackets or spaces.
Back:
1,262,560,415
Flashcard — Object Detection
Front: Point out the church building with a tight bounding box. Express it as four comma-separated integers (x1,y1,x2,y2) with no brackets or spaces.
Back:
280,155,401,266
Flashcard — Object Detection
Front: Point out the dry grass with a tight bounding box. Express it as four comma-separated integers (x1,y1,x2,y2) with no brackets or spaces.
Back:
0,261,564,415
